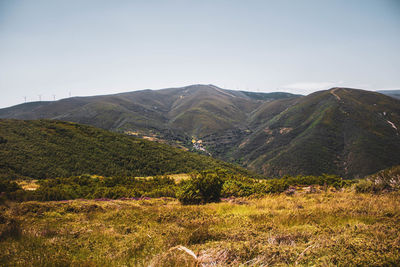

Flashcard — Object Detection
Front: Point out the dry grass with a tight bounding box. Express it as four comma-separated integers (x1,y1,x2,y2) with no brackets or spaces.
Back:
1,191,400,266
167,174,191,183
16,180,39,191
134,173,191,183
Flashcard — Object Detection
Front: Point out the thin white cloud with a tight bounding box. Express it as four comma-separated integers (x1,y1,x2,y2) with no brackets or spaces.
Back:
278,81,377,95
280,82,345,95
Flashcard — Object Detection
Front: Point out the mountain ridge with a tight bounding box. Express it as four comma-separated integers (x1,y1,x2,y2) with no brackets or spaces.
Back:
234,88,400,178
1,85,399,178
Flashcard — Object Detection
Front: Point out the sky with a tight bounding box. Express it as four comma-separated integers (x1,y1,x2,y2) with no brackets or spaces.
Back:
1,0,400,108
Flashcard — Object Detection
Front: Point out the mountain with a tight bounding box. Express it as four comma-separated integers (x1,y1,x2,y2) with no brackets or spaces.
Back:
235,88,400,178
1,85,399,178
377,90,400,100
0,119,252,180
0,84,299,155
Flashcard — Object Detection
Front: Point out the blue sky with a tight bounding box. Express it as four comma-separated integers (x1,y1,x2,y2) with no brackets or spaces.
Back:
1,0,399,108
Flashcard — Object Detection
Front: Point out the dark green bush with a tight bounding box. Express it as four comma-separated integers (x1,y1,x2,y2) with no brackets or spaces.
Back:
221,180,270,197
3,170,353,202
8,175,179,201
265,179,289,193
176,181,202,205
0,180,21,194
177,172,223,204
221,180,253,197
354,179,385,193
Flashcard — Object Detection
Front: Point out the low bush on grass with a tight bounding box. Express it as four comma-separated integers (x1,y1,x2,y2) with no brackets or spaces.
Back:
1,170,354,202
354,165,400,193
177,171,223,204
354,179,382,193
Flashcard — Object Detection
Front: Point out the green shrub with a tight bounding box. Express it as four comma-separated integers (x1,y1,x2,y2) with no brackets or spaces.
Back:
177,172,223,204
0,180,21,195
221,180,268,197
144,185,177,198
176,181,202,204
354,179,385,193
367,165,400,192
354,166,400,193
222,180,252,197
265,179,289,193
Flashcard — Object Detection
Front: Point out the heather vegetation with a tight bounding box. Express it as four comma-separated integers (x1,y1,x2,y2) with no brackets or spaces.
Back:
1,169,354,204
0,152,399,267
1,191,400,266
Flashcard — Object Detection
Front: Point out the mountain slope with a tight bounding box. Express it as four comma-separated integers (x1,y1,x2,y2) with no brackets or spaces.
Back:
0,84,300,159
235,88,400,178
0,85,298,143
0,119,252,180
1,86,399,178
378,90,400,100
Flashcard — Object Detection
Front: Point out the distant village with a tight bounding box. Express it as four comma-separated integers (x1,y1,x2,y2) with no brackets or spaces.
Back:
192,138,211,156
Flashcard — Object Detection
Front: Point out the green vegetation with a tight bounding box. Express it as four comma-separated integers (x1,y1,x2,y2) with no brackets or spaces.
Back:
354,165,400,193
1,86,399,265
177,172,223,204
1,169,353,203
0,119,251,180
1,86,399,178
1,191,400,266
14,175,177,201
237,88,400,178
0,85,294,153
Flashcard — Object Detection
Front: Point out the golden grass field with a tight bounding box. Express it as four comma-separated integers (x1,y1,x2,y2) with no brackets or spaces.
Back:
1,190,400,266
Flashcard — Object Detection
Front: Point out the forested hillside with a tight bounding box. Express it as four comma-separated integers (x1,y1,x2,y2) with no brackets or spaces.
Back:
0,119,250,180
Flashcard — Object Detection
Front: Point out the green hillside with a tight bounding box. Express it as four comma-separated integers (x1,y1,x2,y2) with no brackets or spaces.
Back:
0,85,299,153
235,88,400,178
0,119,250,180
0,85,296,136
1,86,399,178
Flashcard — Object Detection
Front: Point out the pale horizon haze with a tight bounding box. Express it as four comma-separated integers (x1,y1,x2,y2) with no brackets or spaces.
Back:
1,0,400,108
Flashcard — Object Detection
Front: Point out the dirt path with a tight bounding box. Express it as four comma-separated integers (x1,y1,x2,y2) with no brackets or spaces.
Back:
330,88,341,101
387,120,398,131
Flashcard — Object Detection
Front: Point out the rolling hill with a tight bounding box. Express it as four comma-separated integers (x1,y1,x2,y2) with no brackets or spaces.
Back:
1,85,399,178
0,84,297,136
0,85,299,152
235,88,400,178
0,119,252,180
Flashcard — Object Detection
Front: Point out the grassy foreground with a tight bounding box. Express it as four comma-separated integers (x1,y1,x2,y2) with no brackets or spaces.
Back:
1,191,400,266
